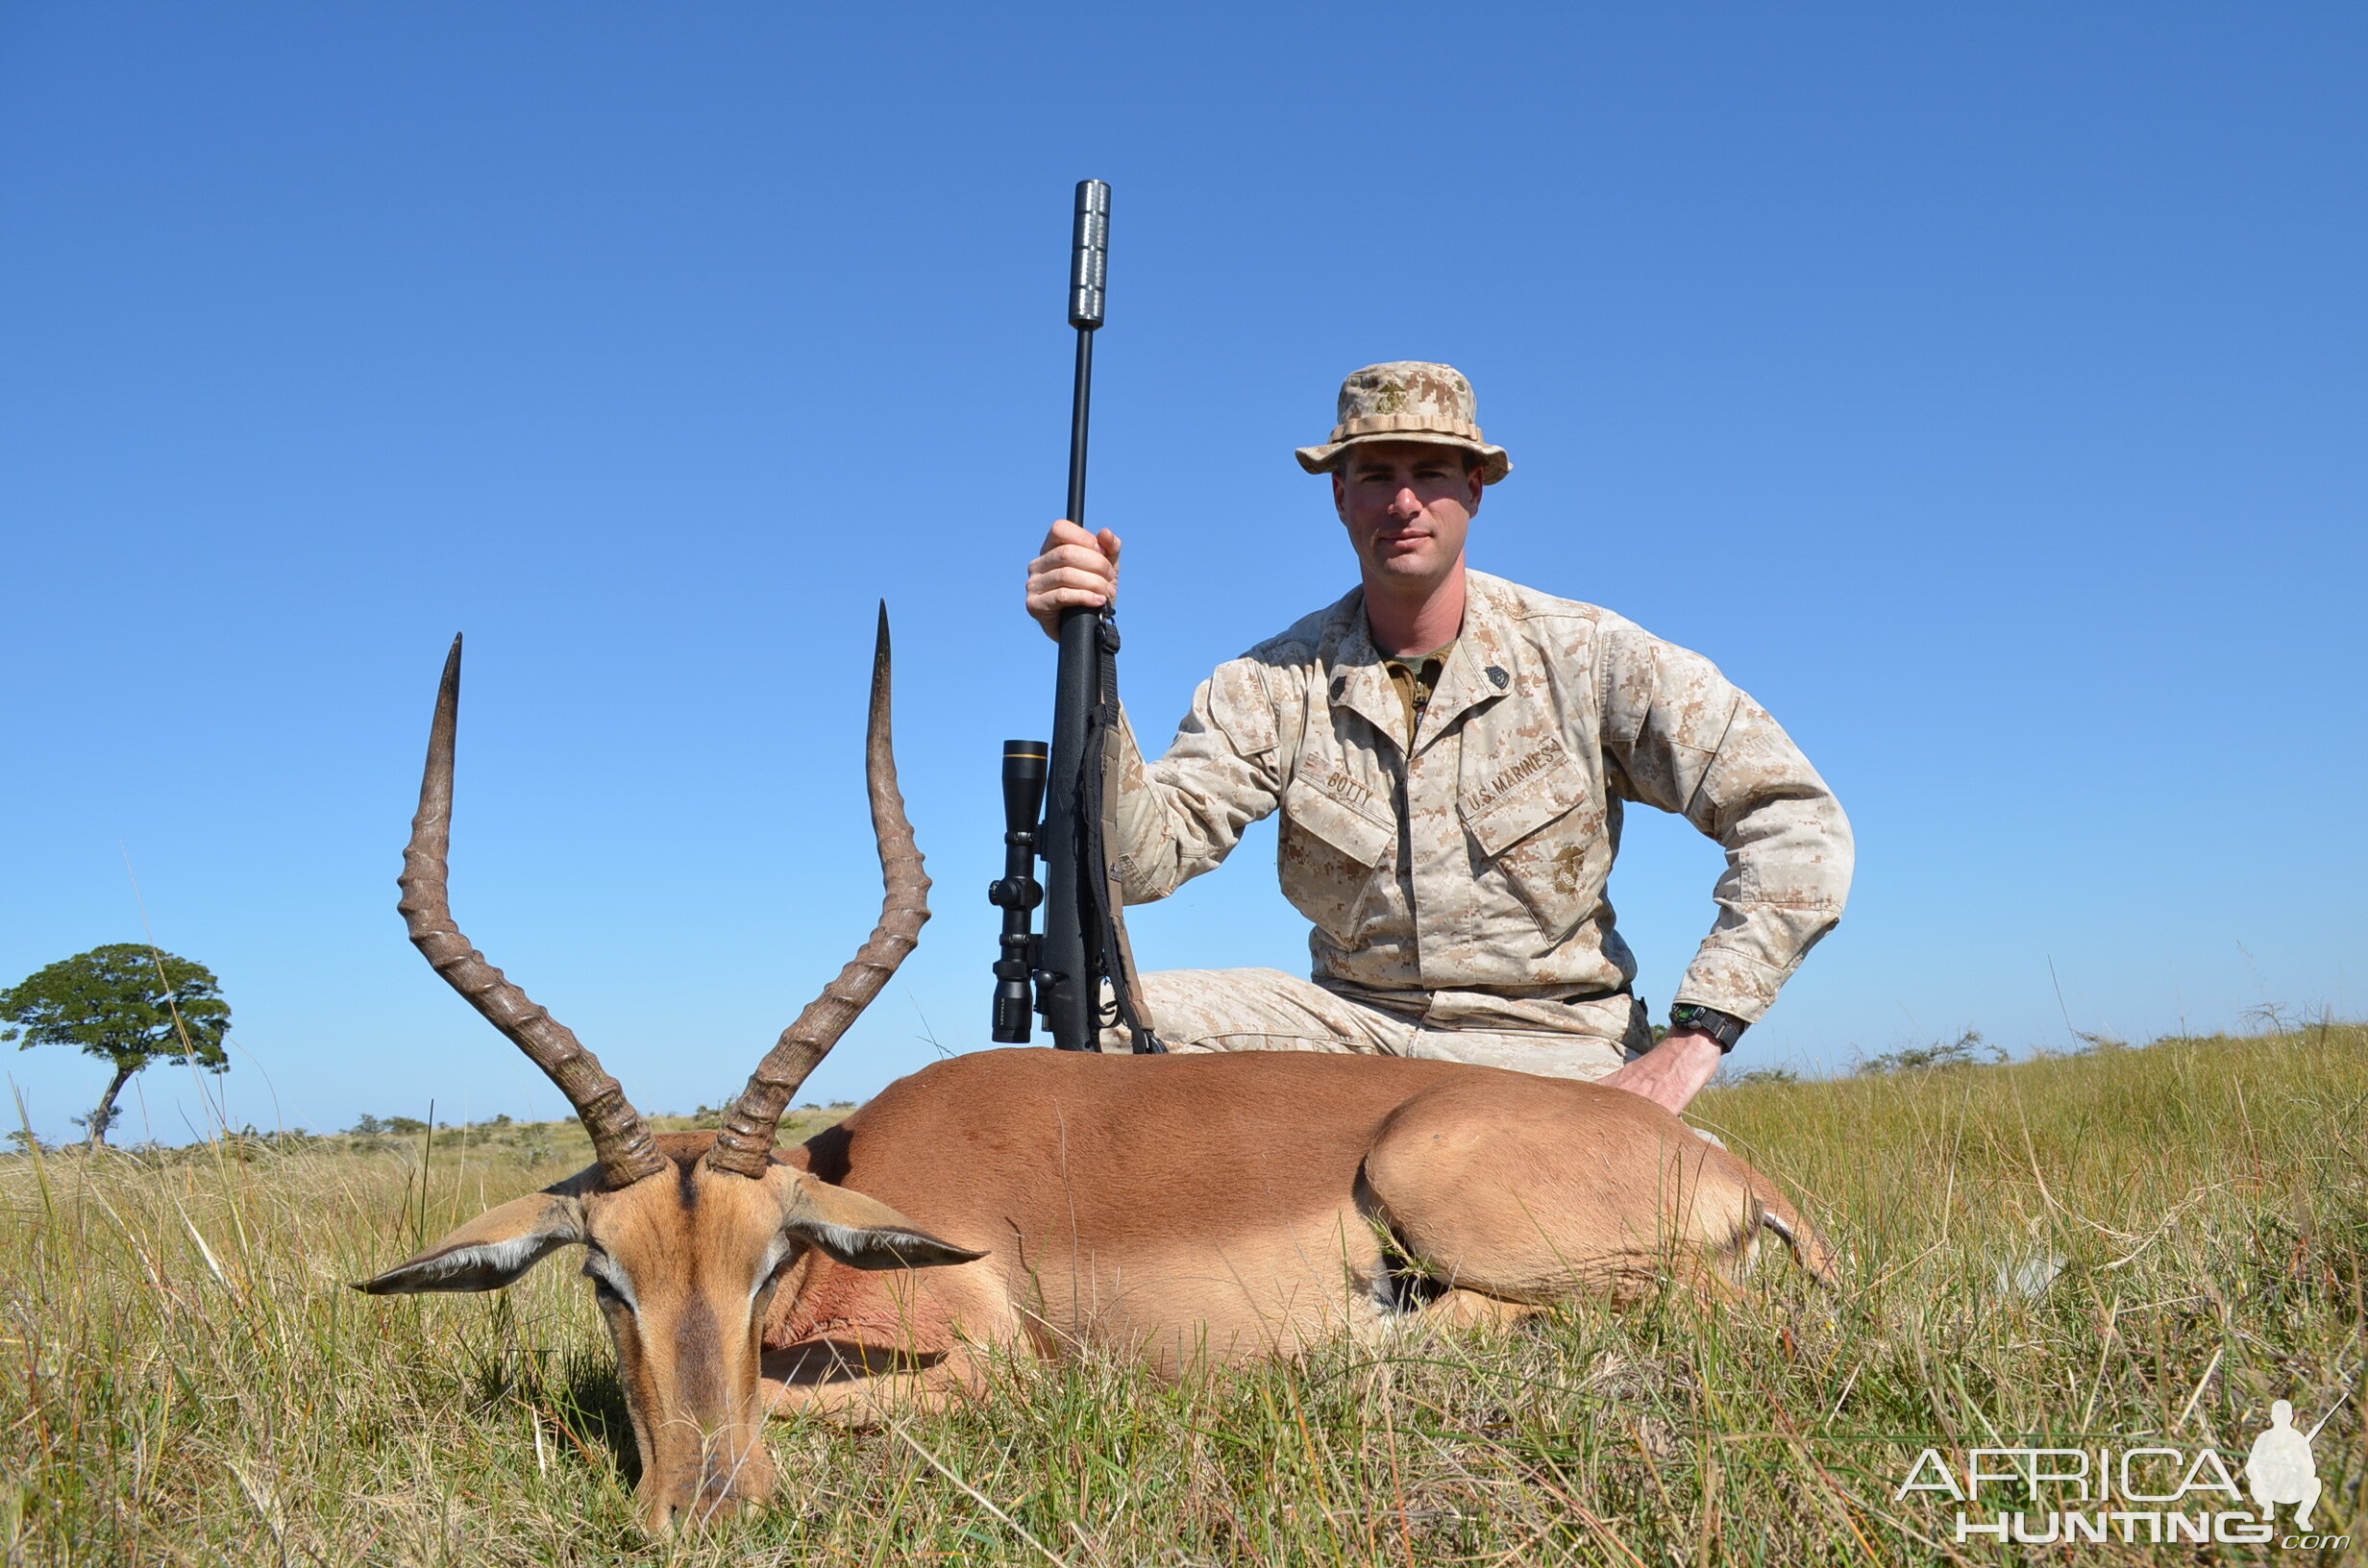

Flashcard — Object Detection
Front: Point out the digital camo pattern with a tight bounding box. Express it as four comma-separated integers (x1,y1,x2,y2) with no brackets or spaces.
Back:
1094,966,1637,1081
1335,362,1478,427
1109,571,1853,1034
1294,360,1513,482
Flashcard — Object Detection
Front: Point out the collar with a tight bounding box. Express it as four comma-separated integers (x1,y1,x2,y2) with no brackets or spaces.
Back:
1323,603,1408,746
1416,583,1517,750
1319,576,1518,752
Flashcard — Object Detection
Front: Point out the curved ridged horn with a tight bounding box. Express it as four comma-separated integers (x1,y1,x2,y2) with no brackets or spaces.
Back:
706,605,930,1178
398,635,668,1189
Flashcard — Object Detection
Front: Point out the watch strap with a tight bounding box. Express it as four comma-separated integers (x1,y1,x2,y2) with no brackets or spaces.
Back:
1668,1003,1746,1053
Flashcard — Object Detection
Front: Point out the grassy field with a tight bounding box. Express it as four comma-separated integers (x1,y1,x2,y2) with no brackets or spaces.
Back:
2,1026,2361,1566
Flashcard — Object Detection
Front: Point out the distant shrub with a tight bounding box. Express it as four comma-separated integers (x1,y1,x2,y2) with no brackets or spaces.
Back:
1856,1029,2004,1076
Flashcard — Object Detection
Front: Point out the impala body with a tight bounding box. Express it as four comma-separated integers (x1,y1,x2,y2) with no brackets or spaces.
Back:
761,1047,1828,1401
359,612,1830,1533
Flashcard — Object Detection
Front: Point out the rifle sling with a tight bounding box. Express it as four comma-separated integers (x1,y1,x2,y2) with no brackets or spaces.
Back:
1078,611,1166,1053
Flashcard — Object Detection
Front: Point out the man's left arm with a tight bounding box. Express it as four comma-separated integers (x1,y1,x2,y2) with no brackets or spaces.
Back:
1593,626,1855,1112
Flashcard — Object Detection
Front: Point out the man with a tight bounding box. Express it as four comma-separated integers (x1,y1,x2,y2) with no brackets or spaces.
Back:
1024,362,1851,1115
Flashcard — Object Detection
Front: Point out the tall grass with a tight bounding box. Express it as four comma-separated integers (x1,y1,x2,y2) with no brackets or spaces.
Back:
2,1029,2360,1565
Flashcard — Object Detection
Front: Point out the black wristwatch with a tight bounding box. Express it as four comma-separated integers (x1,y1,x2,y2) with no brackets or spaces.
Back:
1668,1003,1747,1053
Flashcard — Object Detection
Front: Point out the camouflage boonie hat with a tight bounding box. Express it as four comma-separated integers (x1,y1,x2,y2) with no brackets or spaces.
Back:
1295,361,1511,484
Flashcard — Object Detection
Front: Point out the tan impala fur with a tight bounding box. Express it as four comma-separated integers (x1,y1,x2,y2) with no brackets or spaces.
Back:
357,610,1833,1534
758,1047,1832,1408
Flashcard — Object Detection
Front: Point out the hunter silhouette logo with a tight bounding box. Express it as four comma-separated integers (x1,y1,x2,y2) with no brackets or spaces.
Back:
2245,1400,2322,1531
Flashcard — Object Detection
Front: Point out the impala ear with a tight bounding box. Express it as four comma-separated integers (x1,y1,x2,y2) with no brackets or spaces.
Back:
779,1174,984,1272
353,1193,587,1294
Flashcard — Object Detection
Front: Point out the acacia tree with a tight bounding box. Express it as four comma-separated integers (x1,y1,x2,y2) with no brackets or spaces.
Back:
0,944,231,1146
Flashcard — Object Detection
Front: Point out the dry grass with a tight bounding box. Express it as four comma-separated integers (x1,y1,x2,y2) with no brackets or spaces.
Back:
2,1028,2361,1565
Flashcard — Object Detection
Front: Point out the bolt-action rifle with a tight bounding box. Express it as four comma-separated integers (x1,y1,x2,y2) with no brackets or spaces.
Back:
989,181,1163,1055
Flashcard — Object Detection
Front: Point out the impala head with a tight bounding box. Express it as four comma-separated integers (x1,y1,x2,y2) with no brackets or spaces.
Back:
356,609,975,1533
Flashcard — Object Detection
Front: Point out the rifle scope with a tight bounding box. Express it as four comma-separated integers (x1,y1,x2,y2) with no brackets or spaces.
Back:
988,740,1048,1042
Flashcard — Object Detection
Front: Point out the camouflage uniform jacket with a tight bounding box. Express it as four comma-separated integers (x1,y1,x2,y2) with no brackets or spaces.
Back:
1111,571,1853,1032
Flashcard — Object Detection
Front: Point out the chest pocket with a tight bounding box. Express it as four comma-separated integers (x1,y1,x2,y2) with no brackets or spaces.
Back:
1279,773,1394,943
1460,747,1604,941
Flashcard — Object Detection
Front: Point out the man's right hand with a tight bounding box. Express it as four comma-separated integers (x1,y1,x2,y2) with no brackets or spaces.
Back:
1024,521,1122,641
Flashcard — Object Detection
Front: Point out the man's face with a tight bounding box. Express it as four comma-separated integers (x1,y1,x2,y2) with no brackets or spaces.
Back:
1331,441,1482,591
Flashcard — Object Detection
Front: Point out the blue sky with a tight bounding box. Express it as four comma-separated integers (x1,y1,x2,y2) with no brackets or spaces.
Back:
3,3,2360,1143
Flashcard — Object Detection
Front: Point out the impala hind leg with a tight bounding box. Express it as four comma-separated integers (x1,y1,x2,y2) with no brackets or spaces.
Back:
1418,1286,1542,1329
1355,1075,1775,1306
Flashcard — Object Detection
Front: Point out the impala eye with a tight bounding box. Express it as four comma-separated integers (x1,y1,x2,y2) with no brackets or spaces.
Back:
581,1253,635,1311
751,1242,797,1301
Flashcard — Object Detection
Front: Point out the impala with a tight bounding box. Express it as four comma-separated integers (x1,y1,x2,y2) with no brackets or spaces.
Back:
358,609,1833,1532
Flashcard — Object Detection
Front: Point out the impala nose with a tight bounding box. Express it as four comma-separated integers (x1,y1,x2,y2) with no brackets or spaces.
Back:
700,1459,745,1508
646,1478,750,1535
691,1431,766,1520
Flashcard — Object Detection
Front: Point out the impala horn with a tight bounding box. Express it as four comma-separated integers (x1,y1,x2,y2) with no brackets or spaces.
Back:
705,604,930,1178
398,634,669,1189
